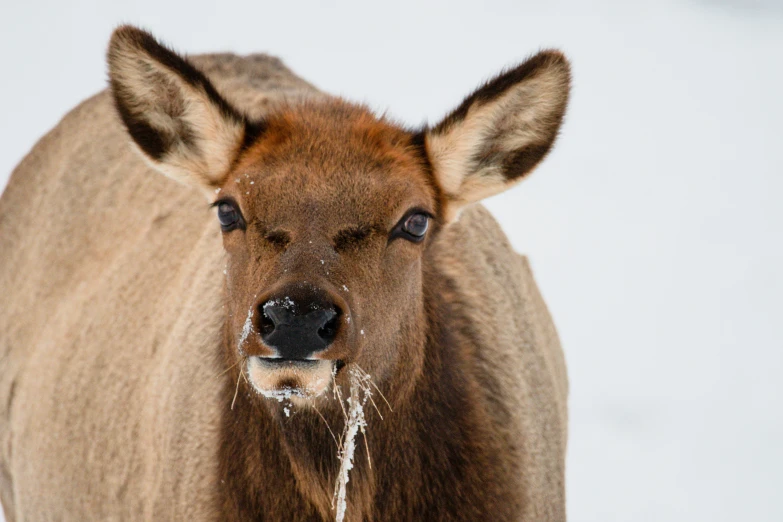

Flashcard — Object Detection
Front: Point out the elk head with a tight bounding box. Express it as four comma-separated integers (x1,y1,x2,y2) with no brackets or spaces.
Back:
107,26,570,410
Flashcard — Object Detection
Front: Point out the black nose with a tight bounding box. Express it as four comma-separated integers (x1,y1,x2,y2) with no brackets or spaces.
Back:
259,299,340,359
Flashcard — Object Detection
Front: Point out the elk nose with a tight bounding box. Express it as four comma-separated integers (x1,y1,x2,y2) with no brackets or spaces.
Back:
259,300,340,359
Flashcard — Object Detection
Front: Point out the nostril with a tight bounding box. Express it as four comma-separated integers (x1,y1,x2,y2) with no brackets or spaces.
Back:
258,306,276,336
317,309,340,345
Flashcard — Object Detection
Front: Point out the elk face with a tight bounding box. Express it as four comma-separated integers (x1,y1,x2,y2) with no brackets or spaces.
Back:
108,26,570,405
214,102,439,402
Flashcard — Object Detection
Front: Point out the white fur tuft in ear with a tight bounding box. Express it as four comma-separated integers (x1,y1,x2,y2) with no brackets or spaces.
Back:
107,26,249,198
425,51,570,220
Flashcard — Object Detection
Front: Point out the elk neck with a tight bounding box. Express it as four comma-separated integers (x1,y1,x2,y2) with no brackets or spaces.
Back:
215,262,516,521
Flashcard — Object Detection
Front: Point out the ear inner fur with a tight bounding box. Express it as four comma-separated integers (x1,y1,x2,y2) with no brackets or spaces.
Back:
424,51,571,219
107,26,251,196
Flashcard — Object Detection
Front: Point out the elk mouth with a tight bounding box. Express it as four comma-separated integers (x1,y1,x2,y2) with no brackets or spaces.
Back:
256,357,347,373
256,357,321,368
245,355,334,404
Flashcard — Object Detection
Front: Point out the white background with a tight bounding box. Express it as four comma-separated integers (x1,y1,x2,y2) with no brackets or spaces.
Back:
1,1,782,520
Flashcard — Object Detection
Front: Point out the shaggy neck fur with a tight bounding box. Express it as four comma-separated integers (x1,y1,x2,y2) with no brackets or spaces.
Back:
216,262,519,521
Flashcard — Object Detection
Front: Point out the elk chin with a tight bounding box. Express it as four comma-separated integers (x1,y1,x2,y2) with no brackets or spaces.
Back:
245,356,333,406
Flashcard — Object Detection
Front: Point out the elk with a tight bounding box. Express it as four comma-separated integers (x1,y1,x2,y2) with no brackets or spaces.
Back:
0,26,570,521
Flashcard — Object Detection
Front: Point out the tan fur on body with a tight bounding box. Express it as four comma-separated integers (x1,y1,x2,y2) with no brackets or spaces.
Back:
0,28,569,521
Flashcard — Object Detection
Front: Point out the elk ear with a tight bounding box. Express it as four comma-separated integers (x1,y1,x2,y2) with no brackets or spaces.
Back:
107,26,251,198
424,51,570,220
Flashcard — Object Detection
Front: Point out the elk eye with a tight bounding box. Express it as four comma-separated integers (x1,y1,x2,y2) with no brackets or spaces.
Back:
403,213,429,237
216,201,243,231
390,211,430,243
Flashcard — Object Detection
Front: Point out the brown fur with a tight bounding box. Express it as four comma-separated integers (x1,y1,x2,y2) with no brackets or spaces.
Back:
0,26,569,521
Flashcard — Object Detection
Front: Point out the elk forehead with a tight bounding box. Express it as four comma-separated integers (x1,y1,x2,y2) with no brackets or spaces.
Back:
223,101,438,226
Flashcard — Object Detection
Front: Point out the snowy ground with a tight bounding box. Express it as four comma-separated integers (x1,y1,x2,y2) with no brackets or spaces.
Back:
1,1,781,520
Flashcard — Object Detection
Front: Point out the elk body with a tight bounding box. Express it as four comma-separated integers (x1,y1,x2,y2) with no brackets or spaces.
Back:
0,27,570,521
